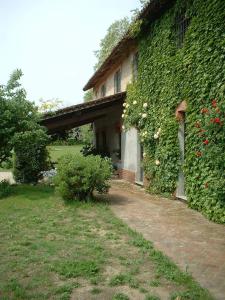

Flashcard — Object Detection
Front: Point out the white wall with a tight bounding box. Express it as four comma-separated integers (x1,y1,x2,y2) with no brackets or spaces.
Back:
121,127,139,173
94,50,136,99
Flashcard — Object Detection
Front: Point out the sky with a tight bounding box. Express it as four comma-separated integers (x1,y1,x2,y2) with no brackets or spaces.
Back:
0,0,141,107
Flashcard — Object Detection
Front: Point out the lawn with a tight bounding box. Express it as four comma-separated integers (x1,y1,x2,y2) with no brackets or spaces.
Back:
47,145,83,162
0,145,84,172
0,185,212,300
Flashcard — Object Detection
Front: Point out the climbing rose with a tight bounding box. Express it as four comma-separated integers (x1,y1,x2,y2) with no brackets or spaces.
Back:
123,103,126,107
133,100,137,105
154,133,159,139
201,108,209,114
196,151,202,157
155,160,160,166
142,113,147,118
214,117,221,124
212,99,217,108
143,103,148,108
122,114,125,118
126,104,130,108
195,121,201,128
203,139,209,145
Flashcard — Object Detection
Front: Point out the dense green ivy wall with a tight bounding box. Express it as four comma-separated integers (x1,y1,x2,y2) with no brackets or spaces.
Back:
124,0,225,223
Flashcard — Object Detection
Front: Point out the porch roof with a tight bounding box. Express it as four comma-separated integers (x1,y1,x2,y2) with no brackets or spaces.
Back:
40,92,126,133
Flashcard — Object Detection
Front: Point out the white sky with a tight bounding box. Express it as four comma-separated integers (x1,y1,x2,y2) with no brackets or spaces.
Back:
0,0,141,107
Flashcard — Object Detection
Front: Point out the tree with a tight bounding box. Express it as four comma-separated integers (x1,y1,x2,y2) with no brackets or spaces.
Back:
94,17,130,70
93,1,150,71
38,97,63,114
83,89,94,102
0,69,39,165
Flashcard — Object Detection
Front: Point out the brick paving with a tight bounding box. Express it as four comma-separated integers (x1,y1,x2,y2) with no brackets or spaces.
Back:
109,180,225,300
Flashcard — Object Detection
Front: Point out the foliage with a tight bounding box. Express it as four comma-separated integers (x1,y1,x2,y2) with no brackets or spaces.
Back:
94,17,130,70
124,0,225,223
54,154,112,200
0,69,39,165
38,97,63,114
80,142,98,156
13,129,50,183
0,180,12,199
112,293,129,300
83,89,94,102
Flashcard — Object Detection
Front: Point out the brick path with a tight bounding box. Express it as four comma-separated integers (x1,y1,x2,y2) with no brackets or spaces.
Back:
109,180,225,300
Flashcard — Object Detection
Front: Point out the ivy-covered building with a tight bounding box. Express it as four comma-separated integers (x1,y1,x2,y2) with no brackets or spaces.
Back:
43,0,225,223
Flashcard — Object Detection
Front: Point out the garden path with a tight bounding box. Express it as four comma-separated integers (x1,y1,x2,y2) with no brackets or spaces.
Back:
109,180,225,300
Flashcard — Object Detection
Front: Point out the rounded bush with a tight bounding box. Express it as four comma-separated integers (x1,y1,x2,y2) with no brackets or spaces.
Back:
54,154,112,201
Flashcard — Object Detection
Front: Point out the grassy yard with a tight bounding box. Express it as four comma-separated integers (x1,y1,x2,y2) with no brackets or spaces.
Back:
47,145,83,162
0,185,212,300
0,145,83,172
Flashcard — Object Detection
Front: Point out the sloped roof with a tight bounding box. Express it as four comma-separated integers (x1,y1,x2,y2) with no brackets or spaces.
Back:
41,92,126,133
83,0,173,91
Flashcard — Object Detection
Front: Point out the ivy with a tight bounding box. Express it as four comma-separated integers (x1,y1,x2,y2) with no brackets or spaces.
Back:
123,0,225,223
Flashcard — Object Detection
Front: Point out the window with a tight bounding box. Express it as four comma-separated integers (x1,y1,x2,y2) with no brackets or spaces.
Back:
132,52,139,80
100,84,106,97
114,69,121,93
175,14,190,48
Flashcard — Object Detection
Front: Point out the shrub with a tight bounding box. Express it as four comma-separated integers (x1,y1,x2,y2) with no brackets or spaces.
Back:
80,143,98,156
54,154,112,201
13,129,50,184
0,180,12,199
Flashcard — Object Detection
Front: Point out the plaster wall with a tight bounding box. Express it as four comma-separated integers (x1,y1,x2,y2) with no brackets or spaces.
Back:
121,128,139,174
94,50,136,99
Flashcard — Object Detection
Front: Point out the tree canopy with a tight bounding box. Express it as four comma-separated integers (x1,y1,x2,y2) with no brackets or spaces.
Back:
0,69,42,165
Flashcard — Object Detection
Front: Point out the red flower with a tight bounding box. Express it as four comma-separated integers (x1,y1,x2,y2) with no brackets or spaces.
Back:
201,108,209,114
212,99,217,108
196,151,202,157
203,139,209,145
214,117,221,124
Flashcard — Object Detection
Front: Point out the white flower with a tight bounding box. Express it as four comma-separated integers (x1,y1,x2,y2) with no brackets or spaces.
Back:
142,113,147,118
139,112,142,116
123,102,126,107
133,100,137,105
155,160,160,166
144,131,148,136
122,125,125,130
126,104,130,108
154,133,159,139
124,109,126,114
143,152,146,158
122,114,125,118
158,128,161,134
143,103,148,108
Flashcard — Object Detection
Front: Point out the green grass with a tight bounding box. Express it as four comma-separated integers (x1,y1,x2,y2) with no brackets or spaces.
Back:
0,185,213,299
47,145,83,162
0,145,83,171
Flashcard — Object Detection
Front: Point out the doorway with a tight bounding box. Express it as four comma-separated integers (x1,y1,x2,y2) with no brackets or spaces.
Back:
176,115,186,200
136,135,144,185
